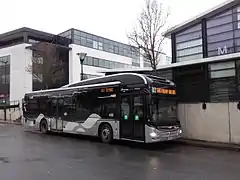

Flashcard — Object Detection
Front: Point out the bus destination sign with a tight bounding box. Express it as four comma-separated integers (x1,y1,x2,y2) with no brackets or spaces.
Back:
101,87,114,93
152,87,176,95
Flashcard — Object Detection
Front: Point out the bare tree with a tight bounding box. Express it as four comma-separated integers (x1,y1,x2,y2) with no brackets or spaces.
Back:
26,42,65,89
128,0,169,72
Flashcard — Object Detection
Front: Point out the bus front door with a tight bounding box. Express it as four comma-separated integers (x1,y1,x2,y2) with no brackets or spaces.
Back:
120,95,145,142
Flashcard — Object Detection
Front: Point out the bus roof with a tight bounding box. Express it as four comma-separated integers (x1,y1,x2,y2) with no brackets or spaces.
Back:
62,73,148,88
25,81,121,96
62,73,173,89
99,67,153,74
26,73,174,96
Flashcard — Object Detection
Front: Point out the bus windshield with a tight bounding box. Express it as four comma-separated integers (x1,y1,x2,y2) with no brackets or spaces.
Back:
151,96,177,126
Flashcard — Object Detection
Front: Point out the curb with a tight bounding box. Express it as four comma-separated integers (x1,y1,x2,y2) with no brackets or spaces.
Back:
176,138,240,151
0,121,22,126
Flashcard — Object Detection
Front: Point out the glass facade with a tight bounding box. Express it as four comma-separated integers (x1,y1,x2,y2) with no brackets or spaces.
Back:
175,24,203,62
209,61,235,79
83,56,131,69
31,42,69,91
171,5,240,61
206,6,240,57
166,3,240,103
0,56,10,104
208,61,237,102
58,29,72,39
72,29,140,67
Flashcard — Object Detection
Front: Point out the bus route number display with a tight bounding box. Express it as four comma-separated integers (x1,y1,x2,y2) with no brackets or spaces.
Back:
101,87,114,93
152,87,176,95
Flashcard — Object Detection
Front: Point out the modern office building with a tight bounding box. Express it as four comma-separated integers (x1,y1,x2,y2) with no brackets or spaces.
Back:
0,27,170,106
152,0,240,144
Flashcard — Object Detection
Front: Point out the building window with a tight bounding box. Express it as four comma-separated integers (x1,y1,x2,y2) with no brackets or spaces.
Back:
84,56,131,69
114,46,119,54
175,64,207,102
80,37,86,46
237,7,240,29
176,39,202,50
59,30,72,39
205,8,240,57
93,41,98,49
209,61,235,79
0,55,10,103
0,56,10,65
177,46,202,57
31,43,69,91
1,74,10,84
208,61,237,102
99,59,105,67
176,23,202,62
98,42,103,50
86,38,93,48
72,29,140,60
93,58,99,66
82,73,102,80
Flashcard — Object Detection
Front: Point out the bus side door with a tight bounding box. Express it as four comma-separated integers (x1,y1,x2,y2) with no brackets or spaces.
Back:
120,94,145,141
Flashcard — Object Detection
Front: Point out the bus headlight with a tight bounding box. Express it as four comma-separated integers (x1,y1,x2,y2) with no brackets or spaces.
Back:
150,132,158,138
179,129,182,134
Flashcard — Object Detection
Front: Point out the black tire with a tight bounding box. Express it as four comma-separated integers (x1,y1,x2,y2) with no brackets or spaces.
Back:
40,120,48,134
99,123,113,143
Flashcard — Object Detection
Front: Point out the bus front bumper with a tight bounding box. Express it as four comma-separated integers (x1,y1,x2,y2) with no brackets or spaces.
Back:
145,125,182,143
22,118,39,130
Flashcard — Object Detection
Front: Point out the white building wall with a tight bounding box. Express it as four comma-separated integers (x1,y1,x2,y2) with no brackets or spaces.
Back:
178,102,240,144
0,44,32,103
69,44,132,83
229,102,240,144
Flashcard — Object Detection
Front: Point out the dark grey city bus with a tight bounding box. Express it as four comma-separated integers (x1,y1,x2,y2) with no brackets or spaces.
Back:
22,73,182,143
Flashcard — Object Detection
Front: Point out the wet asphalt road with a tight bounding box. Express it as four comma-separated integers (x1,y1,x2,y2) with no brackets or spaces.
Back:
0,124,240,180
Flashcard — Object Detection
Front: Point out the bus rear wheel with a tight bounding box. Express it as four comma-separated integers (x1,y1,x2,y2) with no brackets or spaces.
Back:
40,120,48,134
99,123,113,143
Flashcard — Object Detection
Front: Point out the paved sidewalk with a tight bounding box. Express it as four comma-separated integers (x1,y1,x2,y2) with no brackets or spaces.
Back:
0,119,22,125
176,138,240,151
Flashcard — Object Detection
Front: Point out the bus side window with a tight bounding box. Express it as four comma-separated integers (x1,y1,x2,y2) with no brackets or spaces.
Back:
37,98,49,115
121,97,130,118
75,94,92,122
92,102,102,115
101,100,116,118
27,98,38,114
58,97,75,118
50,99,58,116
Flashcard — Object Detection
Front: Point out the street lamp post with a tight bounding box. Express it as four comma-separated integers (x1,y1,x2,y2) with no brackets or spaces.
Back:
77,53,87,81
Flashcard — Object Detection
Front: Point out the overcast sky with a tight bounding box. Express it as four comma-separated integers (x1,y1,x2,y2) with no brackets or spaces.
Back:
1,0,227,55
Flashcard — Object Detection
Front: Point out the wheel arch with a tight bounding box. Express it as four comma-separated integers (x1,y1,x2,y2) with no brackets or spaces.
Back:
38,116,50,131
98,122,113,137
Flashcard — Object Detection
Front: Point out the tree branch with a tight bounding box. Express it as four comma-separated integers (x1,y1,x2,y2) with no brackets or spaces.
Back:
127,0,169,71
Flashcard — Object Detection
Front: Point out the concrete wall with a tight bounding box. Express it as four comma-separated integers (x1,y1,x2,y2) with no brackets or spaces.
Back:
0,107,22,122
178,102,240,144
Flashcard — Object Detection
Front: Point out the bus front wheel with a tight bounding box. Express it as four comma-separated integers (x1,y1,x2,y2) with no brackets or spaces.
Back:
99,123,113,143
40,119,48,134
